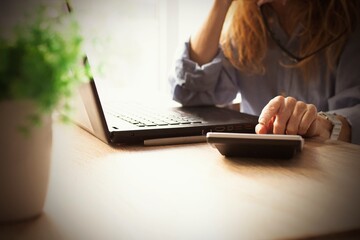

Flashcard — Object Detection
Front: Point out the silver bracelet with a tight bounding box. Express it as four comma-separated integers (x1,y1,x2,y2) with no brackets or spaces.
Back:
318,112,342,140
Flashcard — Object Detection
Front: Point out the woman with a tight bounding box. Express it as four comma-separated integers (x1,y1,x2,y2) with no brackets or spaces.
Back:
169,0,360,144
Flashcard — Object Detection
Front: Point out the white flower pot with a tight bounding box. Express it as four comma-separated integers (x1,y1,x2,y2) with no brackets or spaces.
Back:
0,100,52,223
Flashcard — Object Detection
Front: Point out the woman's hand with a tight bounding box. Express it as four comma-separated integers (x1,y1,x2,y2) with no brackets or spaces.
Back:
255,95,352,142
255,96,321,137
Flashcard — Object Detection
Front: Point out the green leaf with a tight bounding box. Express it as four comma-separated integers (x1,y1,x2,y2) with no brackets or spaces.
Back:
0,4,91,130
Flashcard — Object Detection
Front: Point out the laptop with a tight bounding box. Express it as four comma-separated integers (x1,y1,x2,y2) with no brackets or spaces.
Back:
67,2,259,146
74,78,258,145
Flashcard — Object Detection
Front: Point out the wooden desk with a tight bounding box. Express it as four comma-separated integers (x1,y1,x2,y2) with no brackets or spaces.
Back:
1,123,360,240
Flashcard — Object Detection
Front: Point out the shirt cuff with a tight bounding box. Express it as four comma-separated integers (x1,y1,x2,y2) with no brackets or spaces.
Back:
174,41,225,92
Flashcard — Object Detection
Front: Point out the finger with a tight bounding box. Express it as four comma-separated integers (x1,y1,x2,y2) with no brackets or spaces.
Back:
258,96,284,128
256,116,275,134
285,101,307,135
268,116,275,133
255,123,267,134
272,97,297,134
298,104,317,136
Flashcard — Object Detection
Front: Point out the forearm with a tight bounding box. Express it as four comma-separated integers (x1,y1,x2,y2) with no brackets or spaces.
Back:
337,115,352,142
189,0,233,66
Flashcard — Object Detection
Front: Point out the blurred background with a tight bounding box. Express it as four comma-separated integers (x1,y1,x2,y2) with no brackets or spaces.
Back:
1,0,213,99
70,0,213,98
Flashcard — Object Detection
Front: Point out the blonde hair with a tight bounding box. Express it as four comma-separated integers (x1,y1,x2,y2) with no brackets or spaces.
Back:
221,0,360,77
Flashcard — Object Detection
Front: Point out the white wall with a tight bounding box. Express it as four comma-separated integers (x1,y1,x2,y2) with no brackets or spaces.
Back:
75,0,213,93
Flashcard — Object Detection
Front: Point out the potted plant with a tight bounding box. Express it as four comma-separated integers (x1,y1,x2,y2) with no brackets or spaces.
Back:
0,3,89,222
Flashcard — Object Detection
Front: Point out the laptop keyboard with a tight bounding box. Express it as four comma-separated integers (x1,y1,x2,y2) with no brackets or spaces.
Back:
105,105,203,127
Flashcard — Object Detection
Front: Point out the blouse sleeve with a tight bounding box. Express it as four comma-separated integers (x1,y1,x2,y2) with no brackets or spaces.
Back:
329,26,360,144
168,40,239,106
